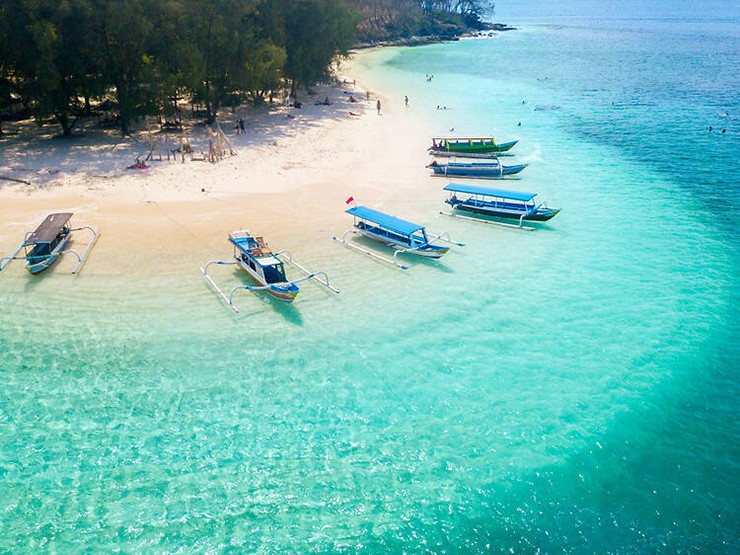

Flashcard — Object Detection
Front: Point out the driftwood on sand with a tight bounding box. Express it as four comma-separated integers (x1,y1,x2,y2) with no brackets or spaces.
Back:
0,175,31,185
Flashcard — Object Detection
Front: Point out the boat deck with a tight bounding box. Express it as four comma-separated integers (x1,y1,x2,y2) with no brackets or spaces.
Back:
356,221,418,247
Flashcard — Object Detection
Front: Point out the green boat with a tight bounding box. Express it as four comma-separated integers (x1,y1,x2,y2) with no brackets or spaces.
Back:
429,137,518,155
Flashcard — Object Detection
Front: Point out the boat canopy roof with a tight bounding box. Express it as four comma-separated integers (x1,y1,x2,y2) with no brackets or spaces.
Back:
23,212,73,245
256,254,282,267
346,206,424,236
444,183,537,202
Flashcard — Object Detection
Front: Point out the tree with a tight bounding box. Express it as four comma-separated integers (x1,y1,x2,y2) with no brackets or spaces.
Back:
177,0,261,122
354,0,423,42
240,42,287,105
94,0,159,134
281,0,359,98
3,0,100,136
0,1,17,136
0,0,366,136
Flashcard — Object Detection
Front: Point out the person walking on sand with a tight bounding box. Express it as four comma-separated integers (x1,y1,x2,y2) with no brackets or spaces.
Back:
376,99,381,115
404,95,409,107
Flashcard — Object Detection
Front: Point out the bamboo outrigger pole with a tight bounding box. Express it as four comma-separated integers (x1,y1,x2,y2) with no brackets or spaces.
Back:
0,175,31,185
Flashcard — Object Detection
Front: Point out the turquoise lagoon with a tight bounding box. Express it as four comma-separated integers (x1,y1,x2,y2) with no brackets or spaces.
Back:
2,7,739,554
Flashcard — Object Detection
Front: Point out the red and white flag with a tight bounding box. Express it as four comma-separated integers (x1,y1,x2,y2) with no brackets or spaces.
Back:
345,196,354,205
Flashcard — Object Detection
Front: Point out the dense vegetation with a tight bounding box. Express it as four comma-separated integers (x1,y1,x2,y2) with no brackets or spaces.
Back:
0,0,359,135
0,0,494,137
354,0,495,43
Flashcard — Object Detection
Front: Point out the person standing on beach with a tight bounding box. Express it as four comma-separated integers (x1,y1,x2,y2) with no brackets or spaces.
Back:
404,95,409,107
377,100,381,115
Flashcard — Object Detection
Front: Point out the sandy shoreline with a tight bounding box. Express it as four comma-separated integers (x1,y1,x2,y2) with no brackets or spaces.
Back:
0,55,443,275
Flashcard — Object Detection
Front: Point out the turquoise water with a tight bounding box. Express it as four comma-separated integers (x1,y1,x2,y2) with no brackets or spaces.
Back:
2,8,739,554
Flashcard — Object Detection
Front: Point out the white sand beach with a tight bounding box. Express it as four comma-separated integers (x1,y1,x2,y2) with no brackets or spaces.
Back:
0,60,436,274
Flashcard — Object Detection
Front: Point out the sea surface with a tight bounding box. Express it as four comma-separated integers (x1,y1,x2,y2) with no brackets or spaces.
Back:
2,4,739,553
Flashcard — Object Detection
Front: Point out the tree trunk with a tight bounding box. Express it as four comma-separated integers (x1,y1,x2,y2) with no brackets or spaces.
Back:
120,114,130,135
290,80,298,101
54,111,74,137
115,80,133,135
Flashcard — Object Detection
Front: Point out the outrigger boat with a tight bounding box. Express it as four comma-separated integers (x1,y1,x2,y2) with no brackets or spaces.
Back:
0,212,100,274
429,149,501,160
442,183,561,229
200,230,338,312
332,204,462,269
429,137,518,155
428,159,528,179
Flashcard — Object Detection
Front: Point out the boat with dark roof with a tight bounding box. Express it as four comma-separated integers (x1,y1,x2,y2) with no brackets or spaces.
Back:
443,183,561,227
0,212,100,275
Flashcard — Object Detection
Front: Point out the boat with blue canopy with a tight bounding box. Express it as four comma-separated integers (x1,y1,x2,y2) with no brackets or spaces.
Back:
333,204,462,269
442,183,561,228
428,159,528,179
0,212,100,275
200,230,338,312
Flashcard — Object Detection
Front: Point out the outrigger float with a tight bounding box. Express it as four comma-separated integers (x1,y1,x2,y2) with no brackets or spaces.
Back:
441,183,561,230
201,230,338,313
429,149,501,160
333,204,463,270
428,159,528,179
0,212,100,274
429,137,518,156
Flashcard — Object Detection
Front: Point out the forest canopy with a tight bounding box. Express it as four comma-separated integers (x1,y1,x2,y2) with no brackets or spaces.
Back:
0,0,494,136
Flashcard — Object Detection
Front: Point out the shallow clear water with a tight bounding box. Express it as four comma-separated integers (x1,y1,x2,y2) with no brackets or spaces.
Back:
2,8,739,553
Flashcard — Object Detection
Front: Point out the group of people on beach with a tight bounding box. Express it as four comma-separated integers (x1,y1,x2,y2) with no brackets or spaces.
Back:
346,89,384,116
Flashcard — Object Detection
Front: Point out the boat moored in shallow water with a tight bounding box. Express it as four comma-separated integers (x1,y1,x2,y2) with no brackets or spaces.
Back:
200,230,338,312
428,159,528,179
0,212,100,275
442,183,561,228
333,204,462,269
229,231,300,302
429,136,518,155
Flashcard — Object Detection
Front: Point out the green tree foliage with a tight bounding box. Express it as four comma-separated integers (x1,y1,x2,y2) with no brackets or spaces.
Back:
0,0,358,136
354,0,423,42
0,1,18,135
5,0,100,136
241,42,287,106
95,0,161,134
280,0,359,98
177,0,259,121
353,0,495,42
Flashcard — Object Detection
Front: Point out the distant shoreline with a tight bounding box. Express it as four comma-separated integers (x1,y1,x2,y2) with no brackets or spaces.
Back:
354,22,517,49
